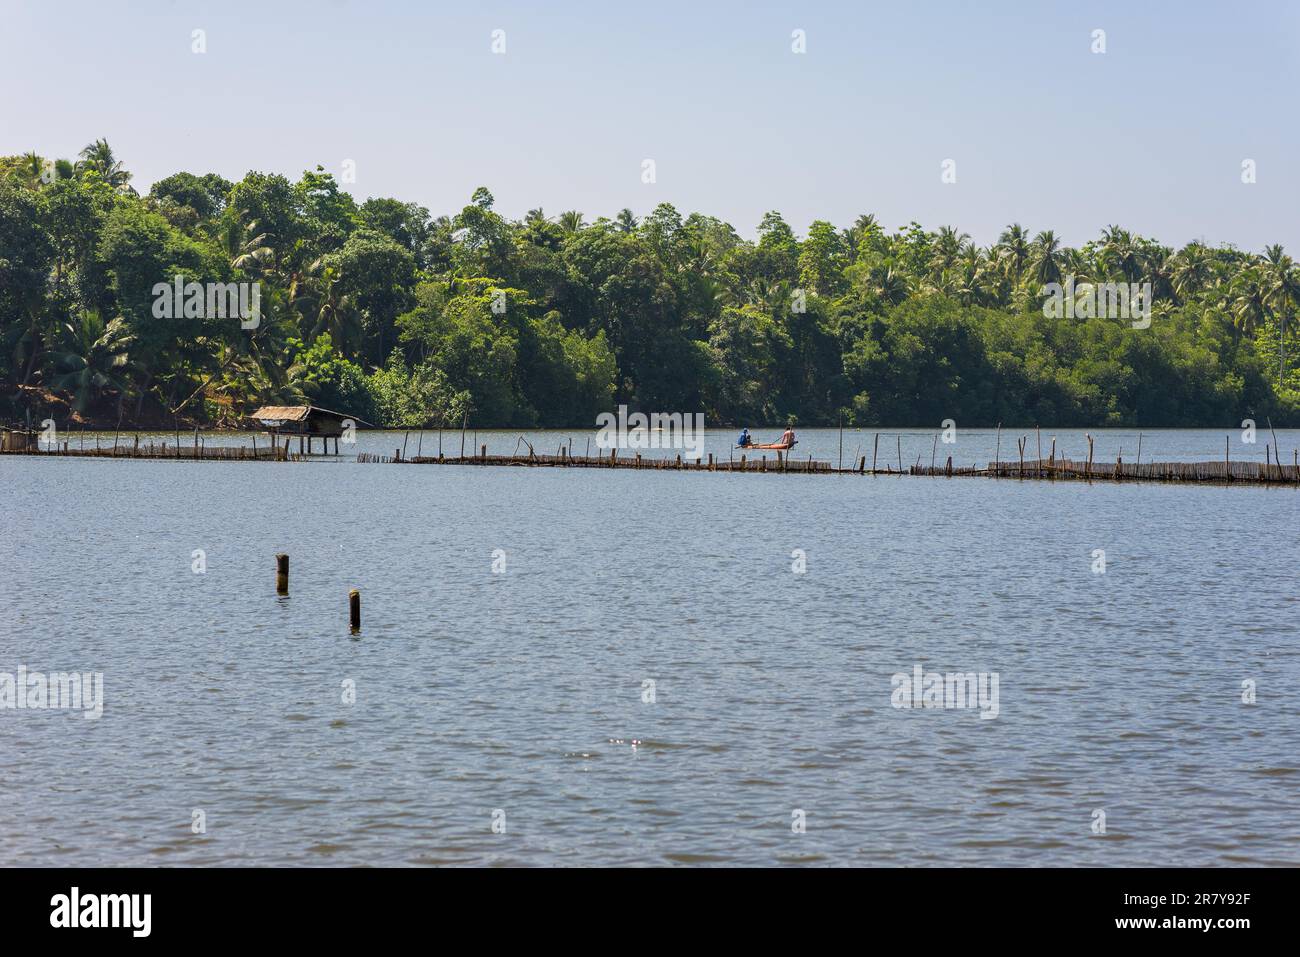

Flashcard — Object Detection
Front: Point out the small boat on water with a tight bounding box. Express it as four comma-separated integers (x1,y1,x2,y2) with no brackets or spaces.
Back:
736,441,797,450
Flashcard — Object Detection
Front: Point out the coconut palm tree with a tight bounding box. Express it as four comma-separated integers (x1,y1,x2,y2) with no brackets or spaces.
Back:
1099,226,1142,284
615,208,639,233
557,210,585,236
930,226,969,282
867,262,911,306
291,262,360,354
76,139,134,192
1029,230,1064,287
1263,244,1300,384
47,312,137,414
1061,247,1094,283
1229,266,1269,343
1142,244,1177,304
1172,242,1214,301
996,223,1031,286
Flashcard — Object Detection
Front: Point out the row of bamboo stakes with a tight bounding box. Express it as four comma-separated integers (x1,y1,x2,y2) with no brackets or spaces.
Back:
360,426,1300,485
5,427,1298,485
1,428,292,461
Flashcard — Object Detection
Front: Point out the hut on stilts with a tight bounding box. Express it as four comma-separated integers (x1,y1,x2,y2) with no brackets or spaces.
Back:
249,405,369,456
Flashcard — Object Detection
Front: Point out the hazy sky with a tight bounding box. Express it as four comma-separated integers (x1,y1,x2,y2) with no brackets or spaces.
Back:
2,0,1297,250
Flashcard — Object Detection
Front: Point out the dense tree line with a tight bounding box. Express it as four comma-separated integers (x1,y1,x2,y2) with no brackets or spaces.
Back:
2,141,1297,429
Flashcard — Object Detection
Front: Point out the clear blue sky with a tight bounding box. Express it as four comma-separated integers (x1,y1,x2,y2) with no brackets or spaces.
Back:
2,0,1296,250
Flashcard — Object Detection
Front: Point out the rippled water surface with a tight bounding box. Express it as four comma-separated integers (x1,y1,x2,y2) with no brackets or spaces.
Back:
2,428,1298,865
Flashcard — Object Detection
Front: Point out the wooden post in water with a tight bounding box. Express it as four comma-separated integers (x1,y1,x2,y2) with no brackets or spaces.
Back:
838,415,843,471
276,554,289,594
1268,418,1281,477
872,433,879,473
480,444,486,461
994,423,1001,472
859,455,866,474
1225,435,1230,481
349,589,361,632
930,434,938,470
1036,426,1042,478
945,455,952,477
1136,433,1142,469
896,435,902,473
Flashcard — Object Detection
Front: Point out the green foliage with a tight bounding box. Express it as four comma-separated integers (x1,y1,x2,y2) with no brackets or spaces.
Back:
3,140,1300,428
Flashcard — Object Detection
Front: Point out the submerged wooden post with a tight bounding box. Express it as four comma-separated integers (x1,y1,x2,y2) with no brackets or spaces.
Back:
276,554,289,594
872,434,879,473
349,589,361,632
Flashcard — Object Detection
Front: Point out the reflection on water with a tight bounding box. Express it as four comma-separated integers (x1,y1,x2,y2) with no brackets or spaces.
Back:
0,431,1297,865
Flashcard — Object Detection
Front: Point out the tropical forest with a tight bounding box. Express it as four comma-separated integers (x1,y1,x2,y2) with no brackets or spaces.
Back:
2,140,1297,430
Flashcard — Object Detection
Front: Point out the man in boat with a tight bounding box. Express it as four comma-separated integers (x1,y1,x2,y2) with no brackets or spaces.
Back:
778,426,796,449
737,428,752,448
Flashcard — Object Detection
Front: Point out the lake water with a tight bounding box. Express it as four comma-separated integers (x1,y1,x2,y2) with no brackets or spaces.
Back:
2,428,1298,865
